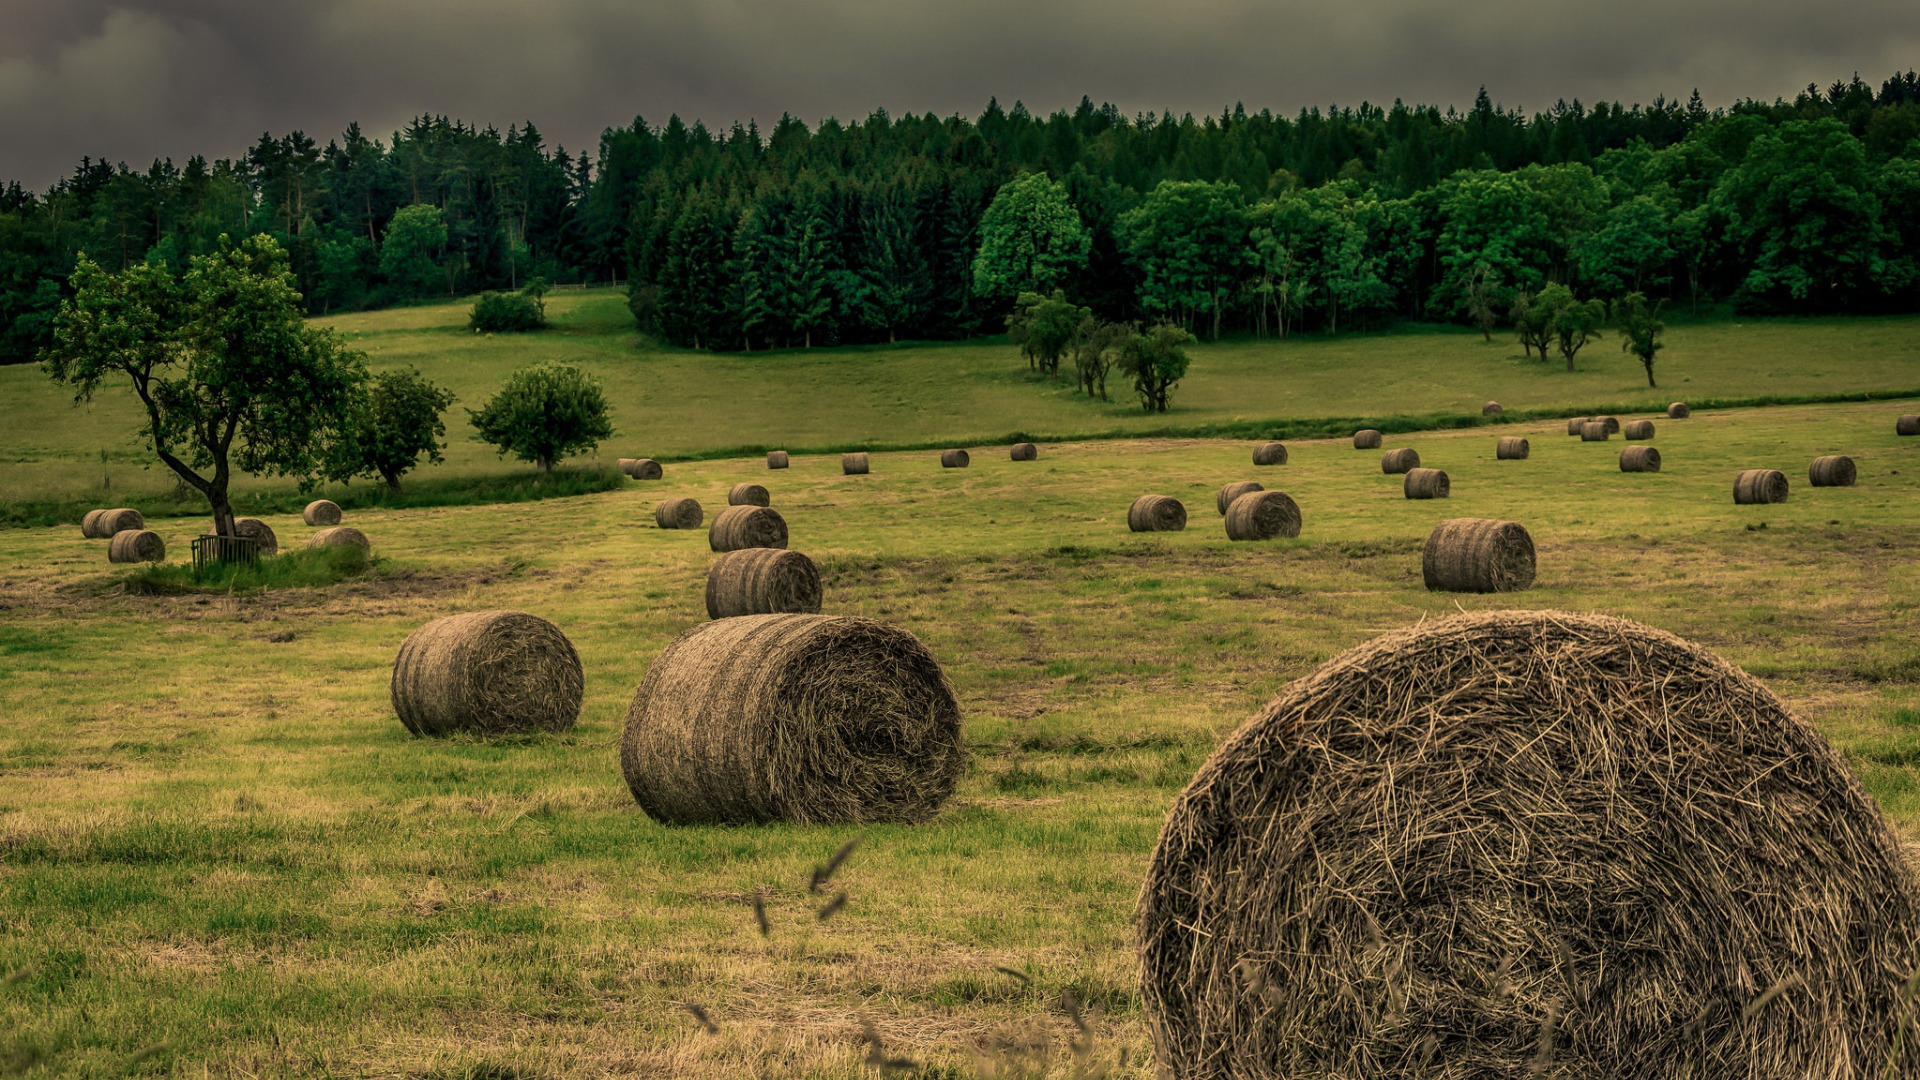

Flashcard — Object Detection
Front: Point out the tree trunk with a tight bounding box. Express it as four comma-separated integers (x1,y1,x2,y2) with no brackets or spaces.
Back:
381,466,403,495
210,496,237,539
538,455,554,473
1644,360,1657,388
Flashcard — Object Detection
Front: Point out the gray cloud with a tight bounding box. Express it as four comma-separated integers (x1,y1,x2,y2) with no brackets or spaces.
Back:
3,0,1918,188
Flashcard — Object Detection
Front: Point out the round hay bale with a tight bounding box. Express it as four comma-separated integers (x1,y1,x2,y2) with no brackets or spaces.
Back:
1620,445,1663,473
1623,419,1655,440
80,509,105,539
1566,416,1591,435
1403,467,1450,499
89,508,144,538
1128,495,1186,533
1422,518,1535,592
1601,416,1621,434
1010,442,1038,461
233,517,278,556
1381,448,1420,474
303,499,342,526
940,448,970,468
709,505,788,552
1137,609,1920,1080
706,548,823,619
728,482,770,507
655,497,703,530
1481,400,1502,414
1734,468,1790,505
1809,455,1857,487
767,450,790,469
309,526,371,552
1252,442,1288,466
1669,401,1691,418
623,458,663,480
390,610,582,737
620,614,965,825
108,529,165,563
1897,414,1920,436
1580,421,1611,441
1216,481,1264,516
1353,429,1382,450
842,452,870,475
1223,490,1301,541
1495,436,1530,460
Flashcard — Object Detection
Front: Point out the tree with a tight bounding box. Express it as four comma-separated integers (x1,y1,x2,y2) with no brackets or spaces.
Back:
44,234,368,537
379,204,448,300
971,173,1090,301
1005,290,1088,380
334,367,456,492
1576,195,1674,297
1074,320,1131,401
1509,289,1553,361
1121,180,1250,339
468,362,613,472
1120,323,1194,413
1613,292,1666,387
1464,262,1502,342
1544,285,1608,371
469,284,547,332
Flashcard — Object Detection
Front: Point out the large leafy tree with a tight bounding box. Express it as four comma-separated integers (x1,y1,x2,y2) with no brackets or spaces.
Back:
468,362,613,472
1121,323,1195,413
333,367,457,493
379,204,448,301
1429,171,1553,322
44,234,368,537
1121,180,1251,339
971,173,1090,301
1005,290,1089,380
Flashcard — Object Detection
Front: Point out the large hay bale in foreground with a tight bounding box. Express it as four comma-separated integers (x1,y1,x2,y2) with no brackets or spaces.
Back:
1623,419,1655,440
108,529,165,563
842,452,870,475
1381,448,1420,474
1669,401,1691,419
85,508,144,539
1216,481,1264,515
1620,445,1662,472
309,526,371,552
1566,416,1591,435
655,497,703,529
1495,436,1529,460
940,448,970,468
233,517,278,556
621,458,663,480
706,548,823,619
1809,455,1857,487
303,500,342,526
1010,442,1038,461
1128,495,1186,532
1138,609,1920,1080
620,614,965,825
1252,442,1288,466
1735,468,1789,505
767,450,789,469
728,482,770,507
1353,429,1382,449
1422,518,1535,592
1403,467,1450,499
1481,400,1502,414
709,505,788,552
390,610,582,737
1223,491,1301,541
1898,414,1920,436
1580,421,1611,441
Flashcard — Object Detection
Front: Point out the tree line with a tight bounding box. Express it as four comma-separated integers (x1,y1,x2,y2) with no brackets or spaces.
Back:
4,72,1918,363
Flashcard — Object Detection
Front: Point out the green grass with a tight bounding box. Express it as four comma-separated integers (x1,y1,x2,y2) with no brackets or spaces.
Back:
117,544,379,596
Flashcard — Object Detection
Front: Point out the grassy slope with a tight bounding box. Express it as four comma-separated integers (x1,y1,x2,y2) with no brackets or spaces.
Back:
2,400,1918,1076
4,288,1919,509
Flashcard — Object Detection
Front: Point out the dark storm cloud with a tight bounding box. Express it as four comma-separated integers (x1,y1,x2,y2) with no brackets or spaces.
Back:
4,0,1918,188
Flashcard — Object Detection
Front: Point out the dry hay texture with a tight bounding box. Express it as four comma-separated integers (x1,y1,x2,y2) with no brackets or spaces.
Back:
233,517,278,556
1129,495,1187,532
1669,402,1691,419
1735,469,1790,505
390,610,583,737
706,548,823,619
621,458,664,480
1423,518,1536,592
1495,436,1530,460
1809,455,1857,487
1566,416,1591,435
728,482,770,507
620,614,965,825
1620,446,1663,473
108,529,165,563
1599,416,1621,434
1404,467,1451,499
767,450,790,469
1381,448,1421,474
940,448,970,468
83,507,144,539
655,497,703,529
309,526,371,552
1623,420,1656,440
1137,609,1920,1080
1216,480,1265,515
1223,490,1302,541
1897,414,1920,436
303,499,342,526
1354,429,1383,450
1580,422,1611,442
1010,442,1038,461
1482,400,1503,414
709,505,788,552
842,452,870,475
1252,442,1289,466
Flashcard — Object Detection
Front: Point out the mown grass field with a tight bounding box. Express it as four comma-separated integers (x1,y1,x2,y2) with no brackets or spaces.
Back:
2,384,1918,1076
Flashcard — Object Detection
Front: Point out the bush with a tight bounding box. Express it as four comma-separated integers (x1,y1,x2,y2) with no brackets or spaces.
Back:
470,291,546,332
469,363,614,471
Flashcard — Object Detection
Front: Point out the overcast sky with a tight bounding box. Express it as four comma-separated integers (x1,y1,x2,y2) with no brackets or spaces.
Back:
4,0,1918,189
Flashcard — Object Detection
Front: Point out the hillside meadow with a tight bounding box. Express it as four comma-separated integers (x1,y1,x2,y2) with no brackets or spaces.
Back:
1,387,1918,1075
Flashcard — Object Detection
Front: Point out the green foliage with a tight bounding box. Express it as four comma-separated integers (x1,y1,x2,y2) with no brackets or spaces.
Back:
1005,290,1089,380
972,173,1091,301
119,543,376,596
1121,324,1194,413
468,363,614,472
379,204,448,301
469,290,547,333
1074,320,1133,402
332,367,457,493
1510,289,1554,361
1548,287,1609,372
1613,292,1667,387
1121,181,1251,338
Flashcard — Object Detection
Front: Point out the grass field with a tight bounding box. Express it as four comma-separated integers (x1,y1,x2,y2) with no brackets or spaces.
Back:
3,386,1919,1076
